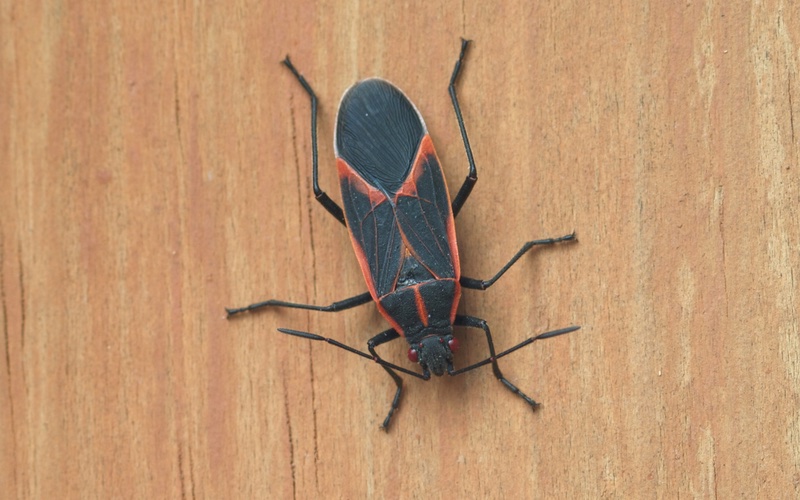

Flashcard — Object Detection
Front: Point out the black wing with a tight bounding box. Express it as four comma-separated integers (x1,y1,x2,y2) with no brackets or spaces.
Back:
339,174,404,298
394,143,457,281
339,137,458,298
336,80,458,299
335,79,426,195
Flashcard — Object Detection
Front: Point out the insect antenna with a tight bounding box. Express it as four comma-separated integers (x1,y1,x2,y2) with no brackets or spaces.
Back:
277,328,428,380
449,325,580,376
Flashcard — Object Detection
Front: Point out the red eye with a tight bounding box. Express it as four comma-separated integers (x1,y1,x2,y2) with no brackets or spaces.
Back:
407,348,419,363
448,337,460,353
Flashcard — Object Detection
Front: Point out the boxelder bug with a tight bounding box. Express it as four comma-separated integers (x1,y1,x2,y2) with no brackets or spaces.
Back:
227,39,578,430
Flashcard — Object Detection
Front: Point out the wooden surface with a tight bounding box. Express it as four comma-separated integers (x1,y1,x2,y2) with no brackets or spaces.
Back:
2,1,799,498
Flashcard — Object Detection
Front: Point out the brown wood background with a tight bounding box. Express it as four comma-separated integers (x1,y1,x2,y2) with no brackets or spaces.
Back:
2,1,799,498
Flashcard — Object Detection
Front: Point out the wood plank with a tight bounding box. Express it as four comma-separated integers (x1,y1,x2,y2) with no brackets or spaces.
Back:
2,1,798,497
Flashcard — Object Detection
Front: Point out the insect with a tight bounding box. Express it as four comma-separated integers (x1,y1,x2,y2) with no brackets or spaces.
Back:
227,39,578,430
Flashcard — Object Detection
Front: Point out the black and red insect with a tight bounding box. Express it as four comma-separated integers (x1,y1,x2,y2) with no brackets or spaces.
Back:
227,39,578,430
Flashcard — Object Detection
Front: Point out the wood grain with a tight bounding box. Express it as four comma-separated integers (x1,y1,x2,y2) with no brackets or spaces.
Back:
2,1,798,497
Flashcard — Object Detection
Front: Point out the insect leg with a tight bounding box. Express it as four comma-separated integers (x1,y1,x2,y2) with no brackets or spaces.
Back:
367,329,406,431
278,327,425,430
452,315,540,408
449,38,478,218
460,232,576,290
282,56,347,226
226,291,372,317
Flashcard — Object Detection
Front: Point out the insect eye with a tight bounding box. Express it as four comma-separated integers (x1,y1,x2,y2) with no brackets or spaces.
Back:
407,348,419,363
448,337,460,353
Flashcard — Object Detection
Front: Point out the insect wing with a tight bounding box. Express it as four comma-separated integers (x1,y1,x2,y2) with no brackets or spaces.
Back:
394,135,460,282
335,79,425,194
335,78,460,299
337,163,403,298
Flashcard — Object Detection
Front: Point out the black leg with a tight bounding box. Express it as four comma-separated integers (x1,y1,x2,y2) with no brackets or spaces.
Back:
367,329,405,431
449,38,479,218
282,56,346,226
276,327,427,431
453,315,540,408
226,291,372,317
460,232,576,290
